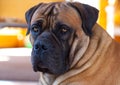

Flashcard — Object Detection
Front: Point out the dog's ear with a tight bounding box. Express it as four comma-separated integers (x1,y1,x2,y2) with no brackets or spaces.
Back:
25,3,42,35
69,2,99,36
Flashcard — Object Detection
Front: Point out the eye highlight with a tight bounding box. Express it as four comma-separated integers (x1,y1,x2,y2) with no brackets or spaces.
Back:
61,27,68,33
31,20,43,35
31,25,41,35
60,25,69,34
32,27,39,33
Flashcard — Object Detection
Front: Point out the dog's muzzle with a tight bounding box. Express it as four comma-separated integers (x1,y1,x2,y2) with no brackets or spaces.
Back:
31,31,69,75
32,32,54,72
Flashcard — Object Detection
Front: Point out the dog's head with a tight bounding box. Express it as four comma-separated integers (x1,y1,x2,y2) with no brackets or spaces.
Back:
25,2,98,75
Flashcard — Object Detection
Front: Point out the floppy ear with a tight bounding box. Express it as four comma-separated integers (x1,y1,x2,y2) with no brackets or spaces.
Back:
69,2,99,36
25,3,42,35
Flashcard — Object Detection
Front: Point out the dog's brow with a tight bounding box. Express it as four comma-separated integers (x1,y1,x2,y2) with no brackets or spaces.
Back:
32,20,43,26
42,3,56,16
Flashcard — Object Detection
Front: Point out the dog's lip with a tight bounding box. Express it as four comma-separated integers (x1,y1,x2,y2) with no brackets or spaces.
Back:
33,66,38,72
32,63,51,73
37,64,48,70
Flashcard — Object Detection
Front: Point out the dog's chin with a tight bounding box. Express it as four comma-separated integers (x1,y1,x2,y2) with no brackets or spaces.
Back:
32,64,68,75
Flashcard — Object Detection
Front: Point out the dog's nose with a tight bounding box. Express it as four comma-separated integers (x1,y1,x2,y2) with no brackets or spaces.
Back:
34,42,48,51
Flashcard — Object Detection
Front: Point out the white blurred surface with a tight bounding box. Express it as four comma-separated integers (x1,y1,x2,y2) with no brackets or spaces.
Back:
0,81,38,85
0,48,31,57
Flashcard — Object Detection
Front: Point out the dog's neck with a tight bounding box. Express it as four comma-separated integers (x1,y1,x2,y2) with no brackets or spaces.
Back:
39,72,56,85
39,24,113,85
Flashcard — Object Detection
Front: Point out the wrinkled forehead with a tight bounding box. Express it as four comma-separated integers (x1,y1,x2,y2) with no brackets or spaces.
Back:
31,2,82,28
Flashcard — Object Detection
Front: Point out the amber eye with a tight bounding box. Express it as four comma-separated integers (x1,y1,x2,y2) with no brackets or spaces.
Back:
60,25,69,34
32,27,39,32
61,28,67,33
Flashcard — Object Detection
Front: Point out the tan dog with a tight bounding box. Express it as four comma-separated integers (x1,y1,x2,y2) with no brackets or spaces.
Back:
25,2,120,85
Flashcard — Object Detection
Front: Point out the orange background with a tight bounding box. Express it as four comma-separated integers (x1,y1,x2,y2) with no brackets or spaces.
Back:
0,0,64,21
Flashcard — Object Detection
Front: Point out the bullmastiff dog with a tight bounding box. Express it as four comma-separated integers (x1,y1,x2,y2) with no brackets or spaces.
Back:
25,2,120,85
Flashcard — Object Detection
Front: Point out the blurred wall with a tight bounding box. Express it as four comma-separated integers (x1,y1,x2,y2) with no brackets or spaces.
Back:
0,0,64,21
98,0,108,29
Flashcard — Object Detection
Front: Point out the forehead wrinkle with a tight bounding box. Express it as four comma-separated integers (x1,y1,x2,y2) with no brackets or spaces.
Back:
57,3,82,25
40,2,70,16
40,2,61,16
31,3,54,20
37,3,52,15
31,4,54,25
31,2,66,24
31,2,82,31
42,3,55,15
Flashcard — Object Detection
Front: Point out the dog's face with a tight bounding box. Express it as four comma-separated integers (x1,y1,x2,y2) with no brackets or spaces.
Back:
25,2,98,75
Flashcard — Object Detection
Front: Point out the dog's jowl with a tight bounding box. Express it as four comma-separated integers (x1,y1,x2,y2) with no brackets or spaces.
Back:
25,2,120,85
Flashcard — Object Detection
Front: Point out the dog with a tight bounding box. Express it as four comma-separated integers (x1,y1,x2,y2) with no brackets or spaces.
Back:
25,2,120,85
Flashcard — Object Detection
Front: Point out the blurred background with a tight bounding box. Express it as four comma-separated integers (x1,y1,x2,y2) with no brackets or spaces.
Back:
0,0,120,85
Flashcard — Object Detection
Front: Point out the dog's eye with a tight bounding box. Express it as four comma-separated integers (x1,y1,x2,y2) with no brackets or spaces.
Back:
61,28,67,33
31,20,43,34
60,26,68,34
31,26,41,35
32,27,39,32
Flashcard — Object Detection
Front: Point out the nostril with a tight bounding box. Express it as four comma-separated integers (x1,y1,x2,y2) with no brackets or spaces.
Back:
34,43,48,51
41,45,47,50
34,44,39,51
